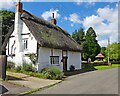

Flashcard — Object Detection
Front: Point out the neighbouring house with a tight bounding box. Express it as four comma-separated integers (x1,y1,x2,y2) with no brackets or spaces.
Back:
95,53,105,61
1,1,82,72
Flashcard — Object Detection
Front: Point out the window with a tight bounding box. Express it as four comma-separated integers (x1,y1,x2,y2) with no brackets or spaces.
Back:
23,39,28,50
50,56,59,64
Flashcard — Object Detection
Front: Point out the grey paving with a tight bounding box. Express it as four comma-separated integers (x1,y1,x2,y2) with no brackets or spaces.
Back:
33,68,119,94
0,81,31,95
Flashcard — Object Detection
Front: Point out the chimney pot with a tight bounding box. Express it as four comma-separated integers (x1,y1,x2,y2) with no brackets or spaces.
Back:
52,13,54,19
16,1,22,13
51,13,56,25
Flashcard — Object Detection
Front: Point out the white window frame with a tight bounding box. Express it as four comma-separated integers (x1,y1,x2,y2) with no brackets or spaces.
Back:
50,56,59,64
23,38,28,50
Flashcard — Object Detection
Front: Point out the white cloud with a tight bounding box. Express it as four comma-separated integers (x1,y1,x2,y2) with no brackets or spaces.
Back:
82,6,118,47
64,17,68,20
71,23,74,27
98,39,108,47
41,9,60,20
0,0,34,9
69,13,81,24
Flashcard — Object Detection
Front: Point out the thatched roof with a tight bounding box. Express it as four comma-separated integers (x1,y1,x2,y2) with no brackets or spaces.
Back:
1,10,82,52
95,53,105,58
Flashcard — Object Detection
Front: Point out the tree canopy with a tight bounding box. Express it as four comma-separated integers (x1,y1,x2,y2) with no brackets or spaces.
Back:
0,10,15,55
105,42,120,61
72,28,85,45
72,27,101,61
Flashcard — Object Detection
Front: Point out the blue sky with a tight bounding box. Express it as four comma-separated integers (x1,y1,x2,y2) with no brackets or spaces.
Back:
0,1,119,47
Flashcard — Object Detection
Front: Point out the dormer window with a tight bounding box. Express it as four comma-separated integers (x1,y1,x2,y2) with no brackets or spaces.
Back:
23,38,28,50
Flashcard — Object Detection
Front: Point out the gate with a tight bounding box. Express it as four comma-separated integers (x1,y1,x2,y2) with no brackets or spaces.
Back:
0,55,7,80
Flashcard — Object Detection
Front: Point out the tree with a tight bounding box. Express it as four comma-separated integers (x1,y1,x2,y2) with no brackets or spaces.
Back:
0,10,15,55
101,47,106,56
83,27,101,61
72,28,85,45
105,43,120,61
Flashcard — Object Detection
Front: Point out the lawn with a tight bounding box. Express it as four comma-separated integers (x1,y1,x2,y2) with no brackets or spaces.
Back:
94,64,120,70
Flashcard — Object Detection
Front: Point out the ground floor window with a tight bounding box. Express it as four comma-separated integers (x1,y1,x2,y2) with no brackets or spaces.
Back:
50,56,59,64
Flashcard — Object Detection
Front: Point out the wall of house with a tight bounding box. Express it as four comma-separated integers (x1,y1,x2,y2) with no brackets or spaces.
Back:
67,51,81,70
37,47,81,72
7,21,37,66
37,47,63,72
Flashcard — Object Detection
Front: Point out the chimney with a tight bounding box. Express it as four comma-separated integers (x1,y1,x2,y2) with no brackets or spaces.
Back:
51,13,56,25
16,1,23,13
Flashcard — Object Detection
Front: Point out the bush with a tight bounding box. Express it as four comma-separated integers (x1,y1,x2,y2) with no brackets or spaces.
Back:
7,61,15,69
23,63,35,72
41,67,63,80
16,66,22,72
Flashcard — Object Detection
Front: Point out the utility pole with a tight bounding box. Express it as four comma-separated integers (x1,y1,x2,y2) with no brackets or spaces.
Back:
108,37,110,65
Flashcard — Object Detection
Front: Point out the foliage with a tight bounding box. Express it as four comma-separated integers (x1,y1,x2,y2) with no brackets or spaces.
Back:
26,53,37,65
41,67,63,80
7,61,15,69
0,10,15,54
105,43,120,61
16,66,22,72
101,47,106,56
0,10,15,35
82,27,101,61
23,62,35,72
72,28,85,45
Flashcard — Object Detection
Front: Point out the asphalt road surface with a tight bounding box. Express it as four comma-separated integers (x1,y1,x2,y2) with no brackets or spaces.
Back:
33,68,119,94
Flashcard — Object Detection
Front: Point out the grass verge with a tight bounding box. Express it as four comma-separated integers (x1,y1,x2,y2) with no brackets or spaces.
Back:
94,64,120,70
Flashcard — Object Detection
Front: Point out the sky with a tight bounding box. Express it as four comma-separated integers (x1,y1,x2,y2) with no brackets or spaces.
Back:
0,0,119,47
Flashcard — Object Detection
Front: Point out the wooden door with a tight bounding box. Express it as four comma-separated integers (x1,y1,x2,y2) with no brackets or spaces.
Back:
63,56,68,72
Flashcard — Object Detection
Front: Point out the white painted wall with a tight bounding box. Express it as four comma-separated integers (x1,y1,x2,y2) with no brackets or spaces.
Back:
37,47,51,71
7,13,37,66
68,51,81,70
37,47,63,72
52,49,63,71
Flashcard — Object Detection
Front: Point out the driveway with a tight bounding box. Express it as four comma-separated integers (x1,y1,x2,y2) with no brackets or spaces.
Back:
33,68,119,94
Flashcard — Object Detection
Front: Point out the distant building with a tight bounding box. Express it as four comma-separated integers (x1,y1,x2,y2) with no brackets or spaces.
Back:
95,53,105,61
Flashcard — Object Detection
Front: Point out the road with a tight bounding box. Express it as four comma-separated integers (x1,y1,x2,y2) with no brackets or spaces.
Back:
33,68,119,94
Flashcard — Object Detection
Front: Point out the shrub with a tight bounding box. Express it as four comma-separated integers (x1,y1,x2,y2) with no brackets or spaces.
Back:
41,67,63,80
16,66,22,72
23,63,35,72
7,61,15,69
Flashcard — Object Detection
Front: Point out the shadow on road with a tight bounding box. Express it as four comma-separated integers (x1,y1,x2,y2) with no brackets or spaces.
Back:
6,75,25,81
64,68,97,76
0,85,8,94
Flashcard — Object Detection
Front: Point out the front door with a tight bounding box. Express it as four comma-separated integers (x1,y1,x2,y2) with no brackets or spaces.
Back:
63,56,68,72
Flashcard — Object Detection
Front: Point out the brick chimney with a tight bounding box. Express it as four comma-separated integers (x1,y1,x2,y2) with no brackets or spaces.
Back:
51,13,56,25
16,1,23,13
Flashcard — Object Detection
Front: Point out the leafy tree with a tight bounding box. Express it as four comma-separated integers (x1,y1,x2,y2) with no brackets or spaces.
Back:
72,28,85,60
105,43,120,61
0,10,15,55
83,27,101,61
101,47,106,56
72,28,85,45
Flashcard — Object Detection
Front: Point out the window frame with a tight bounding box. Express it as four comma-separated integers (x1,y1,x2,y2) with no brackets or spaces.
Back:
50,56,59,65
23,38,28,50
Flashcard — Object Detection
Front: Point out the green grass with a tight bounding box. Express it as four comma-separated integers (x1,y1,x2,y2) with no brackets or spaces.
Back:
94,64,120,70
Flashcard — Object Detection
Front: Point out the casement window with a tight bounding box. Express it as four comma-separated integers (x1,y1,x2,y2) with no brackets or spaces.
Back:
50,56,59,64
23,38,28,50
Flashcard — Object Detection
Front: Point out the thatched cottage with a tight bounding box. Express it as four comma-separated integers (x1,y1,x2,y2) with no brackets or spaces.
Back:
2,1,82,72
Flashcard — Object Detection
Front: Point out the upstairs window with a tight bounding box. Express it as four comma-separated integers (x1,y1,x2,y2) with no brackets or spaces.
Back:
23,38,28,50
50,56,59,64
